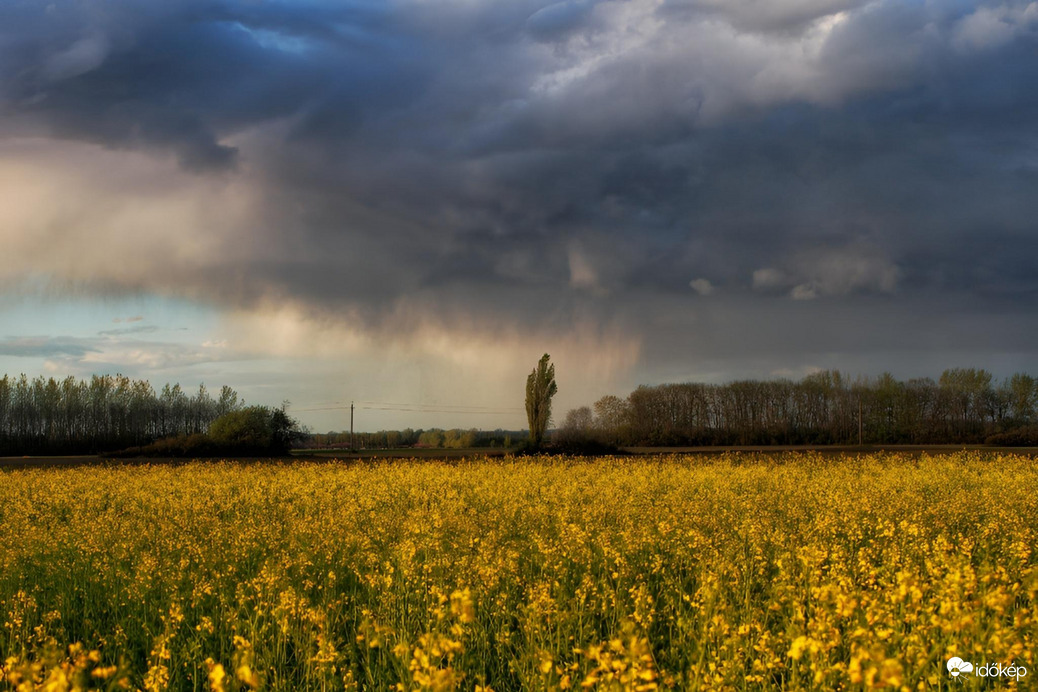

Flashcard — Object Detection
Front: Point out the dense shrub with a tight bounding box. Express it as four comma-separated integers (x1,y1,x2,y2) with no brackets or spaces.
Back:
209,406,276,451
985,425,1038,446
109,406,306,457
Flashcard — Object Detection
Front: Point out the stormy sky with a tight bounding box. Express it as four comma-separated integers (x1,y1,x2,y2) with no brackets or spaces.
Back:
2,0,1038,430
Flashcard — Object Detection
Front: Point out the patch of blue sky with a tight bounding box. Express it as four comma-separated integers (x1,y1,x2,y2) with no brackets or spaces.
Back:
0,295,229,388
0,294,219,343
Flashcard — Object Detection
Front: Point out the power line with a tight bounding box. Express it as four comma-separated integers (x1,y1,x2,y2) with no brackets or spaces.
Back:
292,400,523,414
361,404,522,413
294,405,521,415
355,400,523,411
360,406,519,415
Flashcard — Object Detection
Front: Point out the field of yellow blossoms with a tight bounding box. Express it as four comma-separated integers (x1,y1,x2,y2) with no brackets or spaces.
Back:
1,452,1035,691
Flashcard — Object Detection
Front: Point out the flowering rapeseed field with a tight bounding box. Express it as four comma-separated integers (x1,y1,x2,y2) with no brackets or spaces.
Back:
0,453,1035,691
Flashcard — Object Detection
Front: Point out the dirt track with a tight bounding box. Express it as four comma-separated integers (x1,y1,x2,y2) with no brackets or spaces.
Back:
4,444,1038,469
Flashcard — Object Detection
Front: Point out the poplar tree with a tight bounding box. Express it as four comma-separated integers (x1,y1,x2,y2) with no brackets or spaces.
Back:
525,353,557,448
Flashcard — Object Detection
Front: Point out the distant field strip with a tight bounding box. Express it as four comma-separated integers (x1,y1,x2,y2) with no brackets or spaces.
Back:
1,453,1035,690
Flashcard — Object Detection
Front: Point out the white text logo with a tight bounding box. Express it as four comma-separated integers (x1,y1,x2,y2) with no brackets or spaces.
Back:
947,657,1027,682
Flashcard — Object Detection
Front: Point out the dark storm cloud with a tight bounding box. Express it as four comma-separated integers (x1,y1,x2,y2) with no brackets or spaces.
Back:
4,0,1038,372
0,0,409,169
526,1,599,41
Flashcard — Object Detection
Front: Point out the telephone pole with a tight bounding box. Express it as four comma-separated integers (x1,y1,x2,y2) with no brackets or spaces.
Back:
350,401,355,452
858,398,863,447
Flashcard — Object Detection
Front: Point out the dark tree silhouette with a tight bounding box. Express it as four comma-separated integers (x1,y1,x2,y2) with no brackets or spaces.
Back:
525,353,557,449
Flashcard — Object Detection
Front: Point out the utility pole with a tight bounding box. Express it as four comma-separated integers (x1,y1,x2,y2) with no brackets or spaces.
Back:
858,398,863,447
350,401,355,452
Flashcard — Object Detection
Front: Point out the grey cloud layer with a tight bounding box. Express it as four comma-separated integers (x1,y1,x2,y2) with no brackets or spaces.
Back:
0,336,99,359
0,333,236,373
3,0,1038,371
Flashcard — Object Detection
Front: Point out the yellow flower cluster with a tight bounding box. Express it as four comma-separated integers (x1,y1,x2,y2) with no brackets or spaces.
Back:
1,640,128,691
0,452,1034,690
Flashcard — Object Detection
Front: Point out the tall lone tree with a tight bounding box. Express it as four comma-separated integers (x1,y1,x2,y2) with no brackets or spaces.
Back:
526,353,558,448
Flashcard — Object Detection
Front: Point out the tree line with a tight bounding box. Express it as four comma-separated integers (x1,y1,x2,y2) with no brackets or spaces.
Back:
557,369,1038,447
0,374,243,455
307,428,519,450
